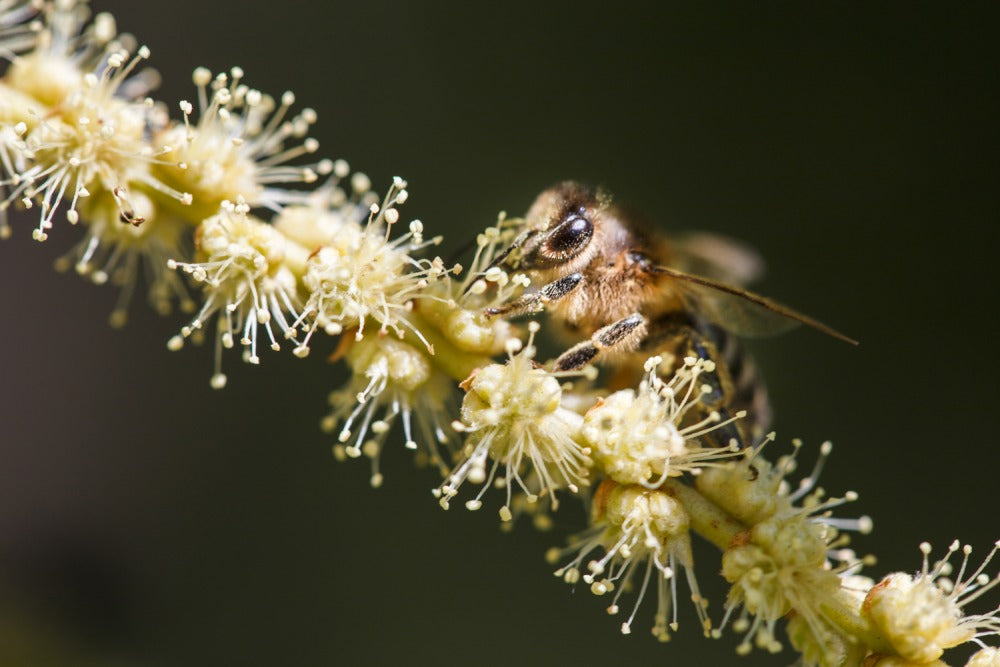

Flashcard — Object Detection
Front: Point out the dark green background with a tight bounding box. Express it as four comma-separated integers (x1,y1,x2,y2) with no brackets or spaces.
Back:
1,1,997,665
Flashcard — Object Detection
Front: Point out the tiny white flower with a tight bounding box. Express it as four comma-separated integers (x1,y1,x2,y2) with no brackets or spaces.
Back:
155,67,333,218
323,336,456,487
0,120,30,239
864,540,1000,664
434,322,593,520
3,42,187,241
968,647,1000,667
416,213,525,356
706,439,873,660
863,656,950,667
292,178,445,355
4,1,120,106
720,512,846,658
549,480,709,641
0,0,42,57
52,188,194,326
167,199,302,388
697,436,874,533
271,164,372,252
580,355,742,486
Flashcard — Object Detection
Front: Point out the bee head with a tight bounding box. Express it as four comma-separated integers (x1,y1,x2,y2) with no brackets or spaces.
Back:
493,182,608,274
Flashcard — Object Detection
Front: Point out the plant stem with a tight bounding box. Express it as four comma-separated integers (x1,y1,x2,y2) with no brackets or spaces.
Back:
663,478,746,550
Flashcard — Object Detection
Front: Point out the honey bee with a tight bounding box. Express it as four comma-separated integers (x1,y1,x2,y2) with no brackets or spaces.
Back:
484,181,857,446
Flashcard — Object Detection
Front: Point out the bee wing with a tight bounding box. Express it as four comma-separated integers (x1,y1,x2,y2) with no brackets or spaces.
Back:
668,232,767,285
652,265,859,345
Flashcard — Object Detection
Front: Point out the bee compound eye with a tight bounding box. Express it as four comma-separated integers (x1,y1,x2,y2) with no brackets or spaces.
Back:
545,213,593,257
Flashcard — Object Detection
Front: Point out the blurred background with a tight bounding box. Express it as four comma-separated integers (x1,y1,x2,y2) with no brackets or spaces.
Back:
1,1,998,665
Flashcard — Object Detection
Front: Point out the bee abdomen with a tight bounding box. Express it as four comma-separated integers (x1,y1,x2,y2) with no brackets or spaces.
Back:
700,324,772,439
639,314,772,447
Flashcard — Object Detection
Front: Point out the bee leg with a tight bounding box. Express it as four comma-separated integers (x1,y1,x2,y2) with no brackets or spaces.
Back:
552,313,648,372
484,272,583,318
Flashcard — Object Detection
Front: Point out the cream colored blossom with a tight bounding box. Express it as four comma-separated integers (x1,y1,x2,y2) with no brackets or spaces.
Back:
416,214,524,357
271,163,372,253
324,336,455,487
2,6,998,666
154,66,333,221
0,119,26,238
167,199,305,388
708,439,873,660
52,188,193,326
549,480,709,641
0,1,190,243
700,442,871,657
786,613,867,667
0,0,42,240
967,647,1000,667
785,572,875,667
720,512,845,658
434,323,593,520
863,657,950,667
864,540,1000,664
580,355,741,486
697,437,873,534
292,177,445,356
4,0,118,106
0,0,42,57
2,42,185,241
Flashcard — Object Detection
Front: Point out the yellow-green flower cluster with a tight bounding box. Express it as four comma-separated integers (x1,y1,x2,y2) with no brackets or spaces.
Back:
3,4,999,667
0,1,345,326
862,540,1000,665
0,0,500,475
548,479,708,642
434,322,593,519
